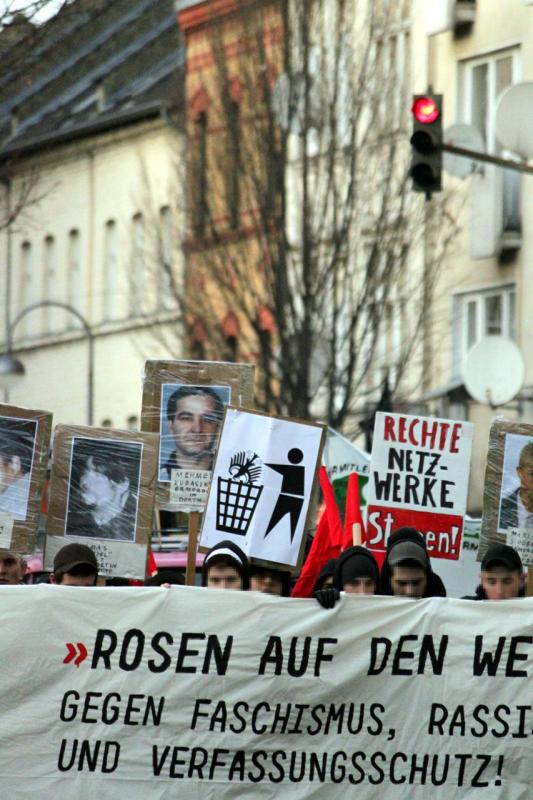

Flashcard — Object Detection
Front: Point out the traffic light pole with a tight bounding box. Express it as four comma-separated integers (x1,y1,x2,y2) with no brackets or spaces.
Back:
441,142,533,176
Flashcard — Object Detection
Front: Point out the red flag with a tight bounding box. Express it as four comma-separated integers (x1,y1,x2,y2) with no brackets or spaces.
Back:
291,467,342,598
342,472,366,551
319,466,343,551
147,549,158,578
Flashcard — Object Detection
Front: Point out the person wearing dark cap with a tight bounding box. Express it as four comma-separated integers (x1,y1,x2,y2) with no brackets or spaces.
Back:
464,544,525,600
202,540,249,591
315,547,379,608
50,542,98,586
380,527,446,599
249,565,292,597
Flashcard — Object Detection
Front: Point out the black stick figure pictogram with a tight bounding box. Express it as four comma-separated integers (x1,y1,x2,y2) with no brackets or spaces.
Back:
264,448,305,542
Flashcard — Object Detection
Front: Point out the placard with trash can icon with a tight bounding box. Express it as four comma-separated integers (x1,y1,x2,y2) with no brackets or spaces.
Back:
200,408,326,570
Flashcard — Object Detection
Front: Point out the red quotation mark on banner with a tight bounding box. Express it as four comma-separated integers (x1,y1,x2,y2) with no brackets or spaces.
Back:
63,642,88,668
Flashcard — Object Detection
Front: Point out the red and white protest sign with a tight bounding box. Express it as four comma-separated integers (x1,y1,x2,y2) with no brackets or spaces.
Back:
366,413,473,560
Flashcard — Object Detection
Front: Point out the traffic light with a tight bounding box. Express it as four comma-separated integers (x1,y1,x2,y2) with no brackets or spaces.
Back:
410,94,443,195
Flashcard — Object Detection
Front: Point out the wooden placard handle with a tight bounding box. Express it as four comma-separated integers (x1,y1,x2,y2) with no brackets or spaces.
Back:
186,512,200,586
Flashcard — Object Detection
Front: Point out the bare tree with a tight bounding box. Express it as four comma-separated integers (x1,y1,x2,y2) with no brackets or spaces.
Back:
147,0,459,431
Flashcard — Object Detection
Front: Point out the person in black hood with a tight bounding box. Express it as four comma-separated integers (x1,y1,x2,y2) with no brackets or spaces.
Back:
380,527,446,598
249,565,292,597
463,543,525,600
201,540,249,591
312,559,337,593
315,547,379,608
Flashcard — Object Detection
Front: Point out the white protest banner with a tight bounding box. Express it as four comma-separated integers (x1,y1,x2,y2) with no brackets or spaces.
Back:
366,413,474,560
0,585,531,798
199,407,326,568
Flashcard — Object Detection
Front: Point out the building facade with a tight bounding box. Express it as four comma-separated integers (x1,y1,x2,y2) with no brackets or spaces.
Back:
0,0,185,428
414,0,533,511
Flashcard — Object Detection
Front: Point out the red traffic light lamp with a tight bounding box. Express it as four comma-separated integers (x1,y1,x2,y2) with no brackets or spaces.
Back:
410,94,443,195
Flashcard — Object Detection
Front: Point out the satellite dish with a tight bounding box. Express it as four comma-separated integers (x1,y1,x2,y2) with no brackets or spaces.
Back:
496,82,533,159
463,336,524,406
443,124,484,178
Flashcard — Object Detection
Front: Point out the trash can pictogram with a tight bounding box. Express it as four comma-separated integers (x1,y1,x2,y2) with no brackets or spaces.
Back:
216,477,263,535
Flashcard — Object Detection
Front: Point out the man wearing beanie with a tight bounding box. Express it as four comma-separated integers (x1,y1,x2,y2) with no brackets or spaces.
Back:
202,540,249,591
380,527,446,598
315,547,379,608
464,543,525,600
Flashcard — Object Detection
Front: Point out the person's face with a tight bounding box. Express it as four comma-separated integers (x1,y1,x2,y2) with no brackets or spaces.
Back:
80,459,120,510
481,567,524,600
343,576,376,595
390,565,427,598
59,572,97,587
0,455,22,493
206,564,243,590
0,553,24,584
517,459,533,491
169,395,219,457
250,571,284,596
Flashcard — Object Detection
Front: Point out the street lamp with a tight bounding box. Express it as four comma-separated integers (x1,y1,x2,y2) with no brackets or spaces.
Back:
0,301,95,425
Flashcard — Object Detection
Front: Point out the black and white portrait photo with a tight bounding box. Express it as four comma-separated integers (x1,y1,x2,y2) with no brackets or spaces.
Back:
498,433,533,532
0,416,37,521
158,384,230,482
65,437,143,542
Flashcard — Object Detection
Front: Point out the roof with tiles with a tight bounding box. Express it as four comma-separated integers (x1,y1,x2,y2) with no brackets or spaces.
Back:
0,0,185,161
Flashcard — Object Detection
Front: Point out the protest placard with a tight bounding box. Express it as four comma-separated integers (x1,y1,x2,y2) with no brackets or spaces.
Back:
366,413,473,560
0,585,530,798
199,407,326,570
323,427,370,517
44,425,158,579
479,419,533,564
0,403,52,554
141,360,255,512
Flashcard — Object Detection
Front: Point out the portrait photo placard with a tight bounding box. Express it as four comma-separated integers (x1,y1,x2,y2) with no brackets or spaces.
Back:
141,360,255,512
0,403,52,555
480,419,533,564
199,407,326,571
44,425,159,579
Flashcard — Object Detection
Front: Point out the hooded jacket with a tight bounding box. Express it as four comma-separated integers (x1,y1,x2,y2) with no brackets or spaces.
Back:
380,527,446,598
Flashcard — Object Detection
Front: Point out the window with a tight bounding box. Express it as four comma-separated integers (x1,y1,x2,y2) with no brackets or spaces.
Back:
18,241,34,338
103,219,119,320
42,235,56,333
453,285,516,373
66,229,82,325
227,100,240,229
127,415,139,431
158,206,177,310
130,213,145,316
192,112,208,238
461,48,520,233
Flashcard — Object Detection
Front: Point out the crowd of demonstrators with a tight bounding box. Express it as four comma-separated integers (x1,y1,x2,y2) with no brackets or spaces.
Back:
3,525,528,600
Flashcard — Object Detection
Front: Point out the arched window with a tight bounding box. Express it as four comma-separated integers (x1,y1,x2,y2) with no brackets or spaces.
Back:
130,213,145,316
18,241,33,338
66,228,82,326
42,235,56,332
103,219,119,320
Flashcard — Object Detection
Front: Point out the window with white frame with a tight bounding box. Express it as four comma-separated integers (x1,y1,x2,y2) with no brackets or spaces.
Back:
453,284,516,373
460,48,521,231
